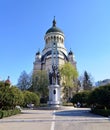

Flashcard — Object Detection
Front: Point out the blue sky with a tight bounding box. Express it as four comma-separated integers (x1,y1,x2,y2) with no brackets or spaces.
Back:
0,0,110,85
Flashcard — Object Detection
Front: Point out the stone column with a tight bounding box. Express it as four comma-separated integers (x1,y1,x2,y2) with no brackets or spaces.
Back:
48,43,61,108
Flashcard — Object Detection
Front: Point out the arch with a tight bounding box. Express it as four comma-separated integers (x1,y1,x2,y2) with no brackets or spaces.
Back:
48,37,50,42
53,90,56,94
54,36,56,41
61,38,63,43
59,37,61,42
46,39,48,44
57,36,59,42
51,36,53,41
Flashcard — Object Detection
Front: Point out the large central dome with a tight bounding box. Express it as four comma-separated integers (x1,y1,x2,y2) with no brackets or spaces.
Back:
46,18,64,34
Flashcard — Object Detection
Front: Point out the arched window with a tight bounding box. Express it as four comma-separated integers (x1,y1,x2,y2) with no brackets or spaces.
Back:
46,39,48,44
48,37,50,42
57,36,59,42
53,90,56,94
54,36,56,41
51,36,53,41
61,38,63,43
60,37,61,42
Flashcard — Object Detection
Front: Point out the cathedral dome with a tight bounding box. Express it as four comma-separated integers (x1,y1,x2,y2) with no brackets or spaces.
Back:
46,17,64,34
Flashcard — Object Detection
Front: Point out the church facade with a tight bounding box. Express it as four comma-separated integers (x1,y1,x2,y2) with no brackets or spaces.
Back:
33,18,76,75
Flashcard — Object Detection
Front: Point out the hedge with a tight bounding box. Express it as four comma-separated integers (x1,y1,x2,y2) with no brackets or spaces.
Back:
91,108,110,117
0,109,21,119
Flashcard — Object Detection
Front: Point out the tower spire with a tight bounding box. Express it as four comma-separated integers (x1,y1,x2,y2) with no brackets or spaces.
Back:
52,16,56,27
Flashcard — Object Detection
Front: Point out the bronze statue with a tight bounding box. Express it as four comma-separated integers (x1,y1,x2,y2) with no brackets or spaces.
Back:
49,65,60,85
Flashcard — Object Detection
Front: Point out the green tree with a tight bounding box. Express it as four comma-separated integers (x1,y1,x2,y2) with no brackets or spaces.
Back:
0,81,5,87
82,71,93,90
31,70,49,98
59,62,78,101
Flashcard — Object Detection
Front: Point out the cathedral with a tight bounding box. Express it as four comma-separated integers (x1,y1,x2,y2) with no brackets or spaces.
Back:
33,18,76,75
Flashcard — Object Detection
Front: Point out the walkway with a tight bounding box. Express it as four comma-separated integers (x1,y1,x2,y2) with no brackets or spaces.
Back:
0,107,110,130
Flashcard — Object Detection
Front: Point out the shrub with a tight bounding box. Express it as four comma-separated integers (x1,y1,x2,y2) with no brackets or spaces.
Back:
0,111,3,118
0,86,24,110
88,85,110,109
23,91,40,107
0,109,21,119
91,108,110,117
40,97,49,104
0,81,5,87
71,91,90,107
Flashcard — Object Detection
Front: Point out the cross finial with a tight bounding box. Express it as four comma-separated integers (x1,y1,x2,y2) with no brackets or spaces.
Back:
52,16,56,27
8,76,10,80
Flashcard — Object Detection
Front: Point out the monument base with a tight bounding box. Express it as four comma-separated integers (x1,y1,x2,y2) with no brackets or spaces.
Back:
47,101,61,108
48,84,61,108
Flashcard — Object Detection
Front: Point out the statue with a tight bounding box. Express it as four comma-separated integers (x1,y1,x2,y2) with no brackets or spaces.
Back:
49,65,60,85
48,42,61,107
57,71,60,85
49,71,52,85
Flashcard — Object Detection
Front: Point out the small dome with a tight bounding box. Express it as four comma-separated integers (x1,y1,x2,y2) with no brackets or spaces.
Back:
5,76,11,85
46,27,63,34
36,51,40,55
68,50,73,55
46,17,64,34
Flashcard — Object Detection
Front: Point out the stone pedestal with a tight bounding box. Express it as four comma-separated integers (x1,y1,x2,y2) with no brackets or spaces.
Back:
48,84,61,107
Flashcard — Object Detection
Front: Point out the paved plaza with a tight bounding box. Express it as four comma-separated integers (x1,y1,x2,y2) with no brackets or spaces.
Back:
0,107,110,130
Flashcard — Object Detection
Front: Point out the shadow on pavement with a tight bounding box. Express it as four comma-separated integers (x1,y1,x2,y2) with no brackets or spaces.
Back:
55,109,104,118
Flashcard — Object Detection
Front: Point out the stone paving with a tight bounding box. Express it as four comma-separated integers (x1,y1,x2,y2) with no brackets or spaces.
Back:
0,108,110,130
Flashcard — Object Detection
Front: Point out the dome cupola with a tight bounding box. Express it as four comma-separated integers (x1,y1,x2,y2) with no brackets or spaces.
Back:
5,76,11,86
46,17,64,35
35,51,41,61
36,51,40,55
43,17,67,61
68,50,73,55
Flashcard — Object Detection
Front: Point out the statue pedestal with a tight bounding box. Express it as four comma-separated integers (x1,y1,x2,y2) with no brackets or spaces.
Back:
48,84,61,108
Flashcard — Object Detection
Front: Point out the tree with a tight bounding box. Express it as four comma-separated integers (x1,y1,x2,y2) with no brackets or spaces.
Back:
82,71,93,90
31,70,49,98
0,81,5,87
17,71,32,91
59,62,78,101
